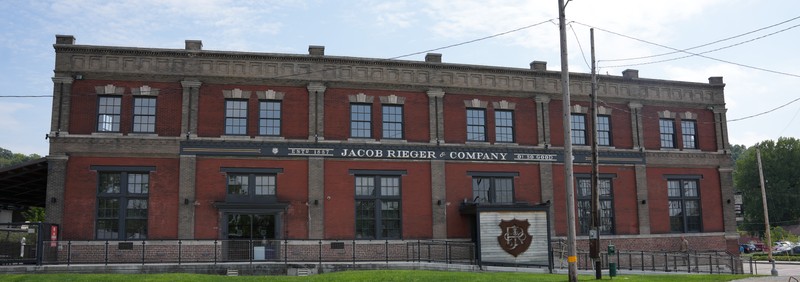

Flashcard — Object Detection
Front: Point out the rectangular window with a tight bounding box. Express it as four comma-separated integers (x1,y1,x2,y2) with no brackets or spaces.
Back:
495,110,514,143
382,105,403,139
668,179,701,233
466,108,486,142
97,96,121,132
259,100,281,136
227,174,277,201
225,100,248,135
132,97,156,133
597,115,612,146
472,176,514,204
681,120,697,149
355,175,401,239
350,103,372,138
660,119,676,148
571,114,587,145
96,172,149,240
577,178,615,235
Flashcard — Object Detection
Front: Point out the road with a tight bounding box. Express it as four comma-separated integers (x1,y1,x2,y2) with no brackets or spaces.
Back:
736,261,800,282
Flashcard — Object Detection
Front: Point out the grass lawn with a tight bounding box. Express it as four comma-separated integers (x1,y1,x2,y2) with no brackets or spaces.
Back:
0,270,755,281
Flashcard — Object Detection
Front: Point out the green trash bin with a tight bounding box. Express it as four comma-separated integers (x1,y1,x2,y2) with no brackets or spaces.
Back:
609,262,617,277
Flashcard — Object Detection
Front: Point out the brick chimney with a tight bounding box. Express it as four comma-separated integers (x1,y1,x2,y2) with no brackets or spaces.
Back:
425,53,442,63
185,40,202,51
309,45,325,56
55,35,75,45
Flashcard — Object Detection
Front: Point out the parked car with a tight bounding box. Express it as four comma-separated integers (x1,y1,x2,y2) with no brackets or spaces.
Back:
740,243,757,253
773,242,793,255
791,245,800,255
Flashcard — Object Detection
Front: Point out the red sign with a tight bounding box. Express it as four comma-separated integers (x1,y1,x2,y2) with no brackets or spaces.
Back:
50,225,58,247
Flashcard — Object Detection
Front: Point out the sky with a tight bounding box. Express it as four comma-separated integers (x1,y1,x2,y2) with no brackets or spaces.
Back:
0,0,798,156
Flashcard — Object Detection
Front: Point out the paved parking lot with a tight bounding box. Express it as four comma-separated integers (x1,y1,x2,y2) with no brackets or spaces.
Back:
736,261,800,281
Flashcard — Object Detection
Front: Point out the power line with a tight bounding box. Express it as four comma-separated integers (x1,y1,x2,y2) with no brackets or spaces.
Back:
387,19,555,61
601,15,800,62
728,97,800,122
599,22,800,69
0,19,558,99
573,21,800,79
568,23,591,69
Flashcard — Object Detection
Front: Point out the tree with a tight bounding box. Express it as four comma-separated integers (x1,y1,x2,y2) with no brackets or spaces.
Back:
730,144,747,164
735,137,800,234
22,207,45,223
0,147,42,168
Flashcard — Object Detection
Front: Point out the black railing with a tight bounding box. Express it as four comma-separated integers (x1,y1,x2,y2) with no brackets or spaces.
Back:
13,237,749,276
552,249,747,274
38,239,475,266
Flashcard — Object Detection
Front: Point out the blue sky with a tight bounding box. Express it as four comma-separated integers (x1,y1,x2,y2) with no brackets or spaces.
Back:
1,0,798,155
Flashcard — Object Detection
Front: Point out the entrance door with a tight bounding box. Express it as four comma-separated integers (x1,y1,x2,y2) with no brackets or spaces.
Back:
227,214,275,240
225,214,278,260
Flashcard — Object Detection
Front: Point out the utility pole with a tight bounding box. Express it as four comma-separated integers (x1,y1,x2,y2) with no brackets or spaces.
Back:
757,149,778,276
589,28,602,280
558,0,578,281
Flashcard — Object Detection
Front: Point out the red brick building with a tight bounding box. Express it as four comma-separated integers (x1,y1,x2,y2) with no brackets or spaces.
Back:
45,35,738,257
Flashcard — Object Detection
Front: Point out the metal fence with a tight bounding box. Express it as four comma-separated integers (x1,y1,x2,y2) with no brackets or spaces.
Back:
0,223,55,265
553,250,746,274
37,239,476,266
8,235,750,276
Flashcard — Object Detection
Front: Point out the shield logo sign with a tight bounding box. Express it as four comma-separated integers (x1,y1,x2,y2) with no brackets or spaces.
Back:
272,148,279,154
497,218,532,257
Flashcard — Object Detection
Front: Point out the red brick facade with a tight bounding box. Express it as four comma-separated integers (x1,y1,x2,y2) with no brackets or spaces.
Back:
46,36,738,257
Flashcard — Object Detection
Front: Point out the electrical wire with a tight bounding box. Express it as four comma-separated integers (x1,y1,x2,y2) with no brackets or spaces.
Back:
3,17,796,125
573,21,800,79
600,22,800,69
779,104,800,135
568,23,591,69
602,15,800,62
728,97,800,122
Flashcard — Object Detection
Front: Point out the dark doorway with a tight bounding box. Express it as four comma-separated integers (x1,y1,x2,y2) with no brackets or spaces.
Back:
224,213,279,261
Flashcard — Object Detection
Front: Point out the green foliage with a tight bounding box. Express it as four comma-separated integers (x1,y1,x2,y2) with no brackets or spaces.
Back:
22,207,46,223
752,253,800,261
0,147,42,168
729,144,747,165
735,137,800,235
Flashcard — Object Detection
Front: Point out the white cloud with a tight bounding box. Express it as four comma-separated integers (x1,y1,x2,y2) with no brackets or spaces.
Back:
0,102,33,130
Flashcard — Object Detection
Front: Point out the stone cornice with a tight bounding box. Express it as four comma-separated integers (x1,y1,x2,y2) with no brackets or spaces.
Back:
54,44,725,105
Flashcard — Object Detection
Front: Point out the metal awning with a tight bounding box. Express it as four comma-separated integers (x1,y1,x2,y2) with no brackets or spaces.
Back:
0,157,48,209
